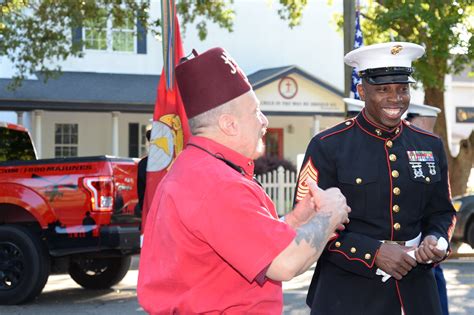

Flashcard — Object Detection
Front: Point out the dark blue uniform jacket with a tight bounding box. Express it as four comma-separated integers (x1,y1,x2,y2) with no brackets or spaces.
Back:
296,111,457,315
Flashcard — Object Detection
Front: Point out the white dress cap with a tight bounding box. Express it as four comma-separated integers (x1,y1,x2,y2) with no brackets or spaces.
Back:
343,98,365,113
344,42,425,72
407,103,441,117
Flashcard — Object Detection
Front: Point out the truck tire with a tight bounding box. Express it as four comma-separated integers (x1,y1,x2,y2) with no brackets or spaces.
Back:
68,256,131,289
0,225,50,305
467,220,474,248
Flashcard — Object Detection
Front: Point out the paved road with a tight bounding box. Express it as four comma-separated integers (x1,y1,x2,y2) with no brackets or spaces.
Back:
1,256,473,315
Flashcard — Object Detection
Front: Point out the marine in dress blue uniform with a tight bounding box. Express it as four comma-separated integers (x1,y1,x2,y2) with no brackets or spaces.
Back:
295,42,457,315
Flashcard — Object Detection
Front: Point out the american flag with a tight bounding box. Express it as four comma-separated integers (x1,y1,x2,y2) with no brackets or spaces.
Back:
351,2,363,99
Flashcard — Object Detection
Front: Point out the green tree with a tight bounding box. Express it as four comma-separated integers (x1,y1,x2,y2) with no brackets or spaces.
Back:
0,0,307,89
337,0,474,196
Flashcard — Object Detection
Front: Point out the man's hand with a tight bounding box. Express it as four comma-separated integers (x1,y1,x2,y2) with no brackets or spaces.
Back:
375,243,417,280
286,179,350,231
285,180,318,228
307,179,350,232
414,235,446,264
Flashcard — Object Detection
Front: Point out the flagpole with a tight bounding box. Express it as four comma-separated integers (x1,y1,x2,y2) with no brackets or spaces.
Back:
141,0,190,236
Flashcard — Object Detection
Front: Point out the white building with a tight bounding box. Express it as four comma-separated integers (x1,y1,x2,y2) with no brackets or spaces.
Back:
0,0,472,182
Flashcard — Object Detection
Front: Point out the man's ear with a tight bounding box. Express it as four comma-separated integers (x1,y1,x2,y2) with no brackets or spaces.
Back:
218,113,239,136
357,83,365,101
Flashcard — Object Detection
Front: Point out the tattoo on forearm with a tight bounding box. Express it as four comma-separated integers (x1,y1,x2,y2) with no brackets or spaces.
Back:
295,213,331,250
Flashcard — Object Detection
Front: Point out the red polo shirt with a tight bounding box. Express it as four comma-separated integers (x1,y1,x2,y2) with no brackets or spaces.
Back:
138,136,296,314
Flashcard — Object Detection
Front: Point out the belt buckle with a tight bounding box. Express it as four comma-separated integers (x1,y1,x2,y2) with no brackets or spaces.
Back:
384,240,406,246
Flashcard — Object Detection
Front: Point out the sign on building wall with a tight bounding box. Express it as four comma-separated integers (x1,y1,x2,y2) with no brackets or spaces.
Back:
257,74,344,114
456,107,474,123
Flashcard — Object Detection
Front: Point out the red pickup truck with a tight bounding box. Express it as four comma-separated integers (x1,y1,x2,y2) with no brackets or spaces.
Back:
0,122,141,304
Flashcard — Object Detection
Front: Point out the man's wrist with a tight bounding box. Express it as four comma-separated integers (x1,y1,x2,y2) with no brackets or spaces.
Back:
282,211,298,229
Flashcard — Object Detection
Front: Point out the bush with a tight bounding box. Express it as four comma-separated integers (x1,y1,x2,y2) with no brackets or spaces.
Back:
254,155,296,175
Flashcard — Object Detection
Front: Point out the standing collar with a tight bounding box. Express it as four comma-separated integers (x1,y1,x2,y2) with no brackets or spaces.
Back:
187,136,255,178
355,109,404,139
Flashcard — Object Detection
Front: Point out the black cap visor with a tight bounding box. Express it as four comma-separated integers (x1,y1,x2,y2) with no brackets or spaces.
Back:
365,74,416,85
359,67,415,85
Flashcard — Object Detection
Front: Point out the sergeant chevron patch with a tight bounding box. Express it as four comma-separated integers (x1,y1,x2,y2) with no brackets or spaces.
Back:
296,158,318,201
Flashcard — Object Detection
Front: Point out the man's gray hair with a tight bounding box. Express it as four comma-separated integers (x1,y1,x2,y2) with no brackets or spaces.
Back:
188,99,238,135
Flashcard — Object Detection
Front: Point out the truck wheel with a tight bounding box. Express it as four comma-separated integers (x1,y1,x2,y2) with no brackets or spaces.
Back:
68,256,131,289
0,225,50,305
467,220,474,248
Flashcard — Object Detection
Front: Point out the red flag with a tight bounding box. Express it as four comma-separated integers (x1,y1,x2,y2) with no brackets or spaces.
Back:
142,14,190,231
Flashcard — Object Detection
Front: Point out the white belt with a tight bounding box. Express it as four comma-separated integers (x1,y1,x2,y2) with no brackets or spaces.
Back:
376,233,421,282
380,233,422,247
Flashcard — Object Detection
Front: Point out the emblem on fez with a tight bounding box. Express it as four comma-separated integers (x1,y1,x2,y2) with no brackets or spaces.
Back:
278,76,298,99
391,45,403,55
147,114,184,172
220,51,237,74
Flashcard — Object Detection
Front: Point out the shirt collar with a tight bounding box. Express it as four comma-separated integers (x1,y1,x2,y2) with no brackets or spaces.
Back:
355,109,403,139
187,136,255,178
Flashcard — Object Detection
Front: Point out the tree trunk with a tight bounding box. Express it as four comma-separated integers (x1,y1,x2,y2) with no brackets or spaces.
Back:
424,87,474,196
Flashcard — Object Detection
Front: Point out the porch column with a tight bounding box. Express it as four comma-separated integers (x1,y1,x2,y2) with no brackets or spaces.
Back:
16,111,24,126
33,110,43,158
111,111,120,156
312,115,321,136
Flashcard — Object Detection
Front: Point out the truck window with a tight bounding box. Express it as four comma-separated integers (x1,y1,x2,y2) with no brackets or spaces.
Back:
0,127,36,161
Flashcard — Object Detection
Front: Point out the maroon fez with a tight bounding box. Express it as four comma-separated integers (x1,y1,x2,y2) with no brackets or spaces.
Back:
176,47,252,119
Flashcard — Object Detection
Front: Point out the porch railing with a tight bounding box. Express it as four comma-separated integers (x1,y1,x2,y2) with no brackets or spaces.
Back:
256,166,297,216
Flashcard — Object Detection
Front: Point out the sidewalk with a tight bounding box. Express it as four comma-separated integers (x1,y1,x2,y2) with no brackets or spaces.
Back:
283,244,474,315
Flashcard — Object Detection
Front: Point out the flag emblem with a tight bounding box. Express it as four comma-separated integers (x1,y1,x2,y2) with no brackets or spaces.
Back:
148,114,185,172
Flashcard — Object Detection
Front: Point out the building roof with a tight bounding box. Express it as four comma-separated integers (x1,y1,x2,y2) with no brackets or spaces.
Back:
0,66,343,113
248,65,344,97
0,72,160,113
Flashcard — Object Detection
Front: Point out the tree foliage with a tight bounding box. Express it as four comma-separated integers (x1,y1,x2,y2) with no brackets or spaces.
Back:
335,0,474,195
0,0,308,89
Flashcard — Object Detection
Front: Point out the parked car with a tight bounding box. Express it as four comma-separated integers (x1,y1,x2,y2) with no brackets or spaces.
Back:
0,122,141,304
451,193,474,250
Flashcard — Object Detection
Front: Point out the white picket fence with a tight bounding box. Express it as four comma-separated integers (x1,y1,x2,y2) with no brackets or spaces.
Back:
256,166,297,216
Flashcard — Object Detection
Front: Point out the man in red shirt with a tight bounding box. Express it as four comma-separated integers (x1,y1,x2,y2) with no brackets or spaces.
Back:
138,47,350,314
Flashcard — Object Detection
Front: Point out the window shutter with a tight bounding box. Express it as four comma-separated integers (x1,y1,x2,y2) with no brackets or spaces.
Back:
136,17,147,54
72,26,83,49
129,123,139,157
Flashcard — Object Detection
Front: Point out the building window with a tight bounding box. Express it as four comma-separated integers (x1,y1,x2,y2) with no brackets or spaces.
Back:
55,124,78,157
84,10,135,53
112,12,135,52
264,128,283,159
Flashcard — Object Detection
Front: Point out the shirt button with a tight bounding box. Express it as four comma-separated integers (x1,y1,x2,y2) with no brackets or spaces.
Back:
425,177,431,183
335,242,341,248
393,187,401,195
389,154,397,162
356,178,363,184
350,247,357,253
386,140,393,148
393,205,400,213
393,223,401,230
392,170,399,178
365,253,372,260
